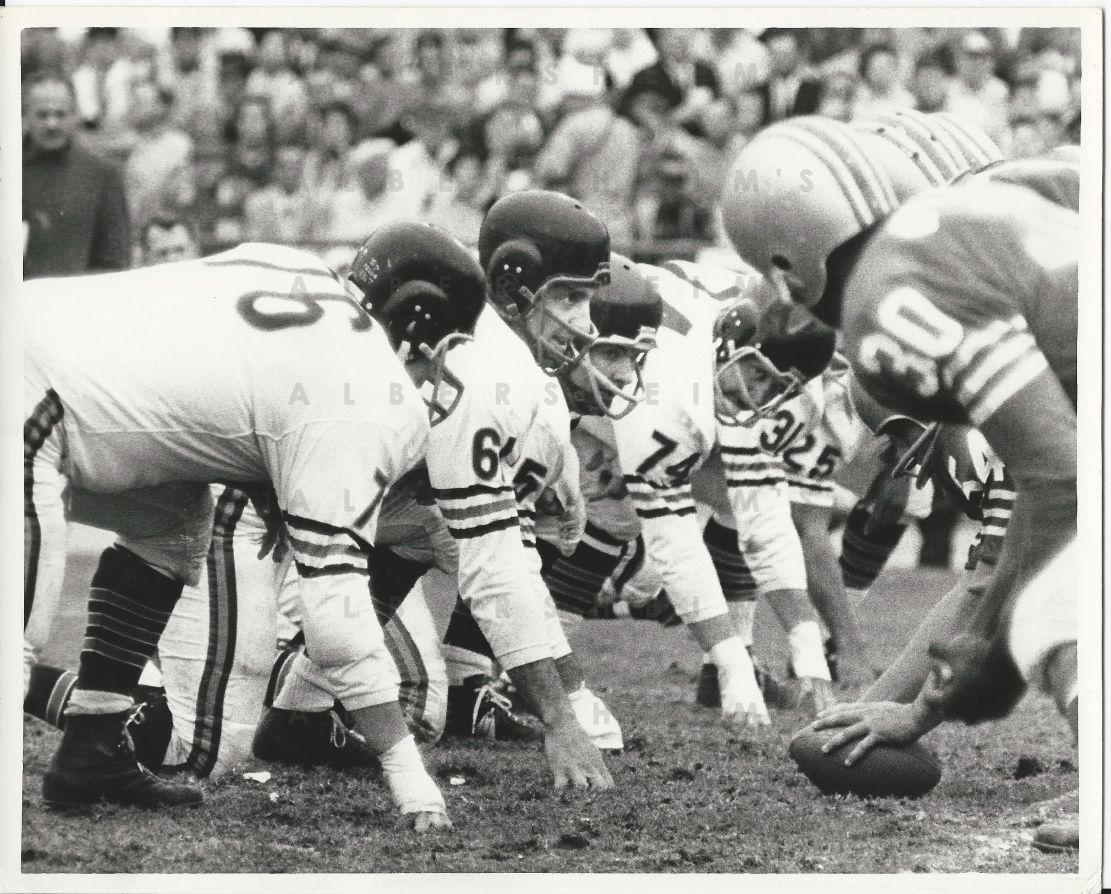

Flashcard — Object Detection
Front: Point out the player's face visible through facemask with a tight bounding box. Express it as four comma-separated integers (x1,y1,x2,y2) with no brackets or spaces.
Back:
714,349,802,425
563,341,643,419
521,278,602,374
401,333,472,426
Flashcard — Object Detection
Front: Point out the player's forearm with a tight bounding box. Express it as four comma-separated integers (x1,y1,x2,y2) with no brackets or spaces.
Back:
506,657,579,728
794,506,869,658
865,570,986,702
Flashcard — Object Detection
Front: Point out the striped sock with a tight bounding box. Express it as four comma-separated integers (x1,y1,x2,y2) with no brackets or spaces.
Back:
703,517,759,603
839,504,906,591
24,663,78,730
77,545,183,696
540,523,627,617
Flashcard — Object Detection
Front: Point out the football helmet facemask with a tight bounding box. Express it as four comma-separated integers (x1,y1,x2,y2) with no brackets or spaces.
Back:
562,254,662,419
479,190,611,377
712,298,836,426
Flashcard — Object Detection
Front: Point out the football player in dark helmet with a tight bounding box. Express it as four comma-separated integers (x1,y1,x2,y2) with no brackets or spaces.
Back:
560,253,663,420
712,298,838,426
479,190,620,414
350,219,488,425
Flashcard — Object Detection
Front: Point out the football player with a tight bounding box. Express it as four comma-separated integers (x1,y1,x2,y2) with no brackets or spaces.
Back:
24,238,472,830
542,256,840,726
261,195,633,785
723,117,1079,846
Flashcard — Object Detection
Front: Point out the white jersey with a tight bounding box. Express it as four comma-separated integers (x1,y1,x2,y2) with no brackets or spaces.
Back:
423,305,554,671
662,259,809,595
24,243,431,708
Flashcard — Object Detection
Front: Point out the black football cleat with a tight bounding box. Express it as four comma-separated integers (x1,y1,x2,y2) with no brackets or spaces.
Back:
696,663,721,709
42,711,202,809
252,707,379,771
444,676,543,742
125,695,173,773
695,653,798,711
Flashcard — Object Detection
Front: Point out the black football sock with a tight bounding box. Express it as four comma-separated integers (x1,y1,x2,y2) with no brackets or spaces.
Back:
540,522,626,617
839,503,906,591
76,545,184,697
25,663,78,730
443,599,496,660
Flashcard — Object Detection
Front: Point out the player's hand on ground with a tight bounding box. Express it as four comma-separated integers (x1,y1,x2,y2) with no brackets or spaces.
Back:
410,809,453,833
544,717,614,791
798,677,837,716
806,700,929,765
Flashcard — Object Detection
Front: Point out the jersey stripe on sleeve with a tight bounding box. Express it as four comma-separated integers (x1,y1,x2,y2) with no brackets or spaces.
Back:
623,474,696,519
944,315,1051,426
720,444,787,489
283,512,370,579
433,483,520,540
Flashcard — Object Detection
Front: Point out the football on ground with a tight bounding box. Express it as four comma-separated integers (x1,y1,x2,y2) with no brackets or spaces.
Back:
788,728,942,798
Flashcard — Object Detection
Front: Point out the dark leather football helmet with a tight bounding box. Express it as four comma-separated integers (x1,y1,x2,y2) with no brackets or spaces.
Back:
350,220,486,424
478,190,611,375
714,298,837,425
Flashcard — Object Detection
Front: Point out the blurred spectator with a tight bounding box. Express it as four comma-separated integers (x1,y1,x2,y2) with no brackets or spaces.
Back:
639,146,713,242
816,71,859,122
411,30,471,127
243,144,310,242
70,28,121,132
605,29,658,91
23,72,131,278
426,151,489,245
944,30,1010,143
714,28,770,99
168,28,223,146
139,215,199,266
390,98,462,217
469,44,548,191
535,58,641,246
911,50,952,112
124,80,194,230
225,93,277,185
623,29,721,135
760,28,822,122
853,43,914,118
246,31,310,143
206,94,276,244
318,140,408,244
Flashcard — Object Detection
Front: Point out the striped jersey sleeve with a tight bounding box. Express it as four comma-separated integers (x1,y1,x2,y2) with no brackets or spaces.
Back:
964,468,1016,571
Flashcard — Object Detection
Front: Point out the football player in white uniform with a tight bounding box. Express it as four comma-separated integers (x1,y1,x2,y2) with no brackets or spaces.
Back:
259,196,631,789
23,238,467,829
542,256,841,727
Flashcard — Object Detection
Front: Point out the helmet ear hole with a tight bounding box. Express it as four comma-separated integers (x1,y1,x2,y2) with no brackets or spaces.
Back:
485,239,544,314
382,279,451,356
771,255,792,271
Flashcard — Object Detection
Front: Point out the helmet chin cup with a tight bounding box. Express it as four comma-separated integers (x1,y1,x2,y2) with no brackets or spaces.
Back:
417,331,473,426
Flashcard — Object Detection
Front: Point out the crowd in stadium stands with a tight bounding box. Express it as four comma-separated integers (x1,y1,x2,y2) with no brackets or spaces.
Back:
23,26,1082,278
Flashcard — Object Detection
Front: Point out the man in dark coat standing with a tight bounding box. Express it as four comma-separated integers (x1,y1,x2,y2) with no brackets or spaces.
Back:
23,72,131,279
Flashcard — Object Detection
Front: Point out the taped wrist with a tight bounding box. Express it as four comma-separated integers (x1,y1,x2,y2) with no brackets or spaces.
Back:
380,734,446,815
788,621,831,681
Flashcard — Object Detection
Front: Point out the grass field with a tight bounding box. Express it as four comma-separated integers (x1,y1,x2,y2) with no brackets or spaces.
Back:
22,542,1079,875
